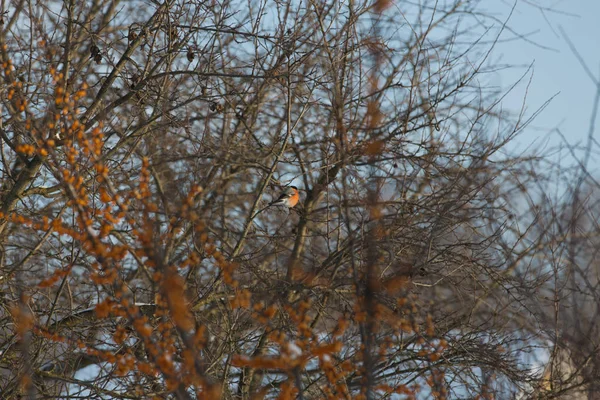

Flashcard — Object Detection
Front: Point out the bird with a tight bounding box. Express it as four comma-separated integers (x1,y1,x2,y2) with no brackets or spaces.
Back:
269,186,299,208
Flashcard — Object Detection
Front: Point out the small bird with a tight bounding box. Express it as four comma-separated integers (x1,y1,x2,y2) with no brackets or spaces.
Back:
269,186,299,208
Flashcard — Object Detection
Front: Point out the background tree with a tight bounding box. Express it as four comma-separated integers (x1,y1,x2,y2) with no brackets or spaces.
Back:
523,28,600,400
0,0,559,398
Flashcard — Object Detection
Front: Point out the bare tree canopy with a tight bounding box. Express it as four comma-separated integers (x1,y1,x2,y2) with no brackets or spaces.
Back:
0,0,595,399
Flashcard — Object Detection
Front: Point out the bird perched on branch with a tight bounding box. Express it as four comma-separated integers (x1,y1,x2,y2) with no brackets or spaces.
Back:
269,186,299,208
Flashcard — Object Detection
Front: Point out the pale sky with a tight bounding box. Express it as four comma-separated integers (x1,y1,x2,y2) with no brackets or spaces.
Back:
489,1,600,166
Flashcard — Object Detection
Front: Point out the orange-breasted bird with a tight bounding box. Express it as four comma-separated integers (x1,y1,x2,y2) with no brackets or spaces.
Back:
269,186,299,208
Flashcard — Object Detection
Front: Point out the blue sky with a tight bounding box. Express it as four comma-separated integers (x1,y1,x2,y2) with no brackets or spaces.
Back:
488,1,600,164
